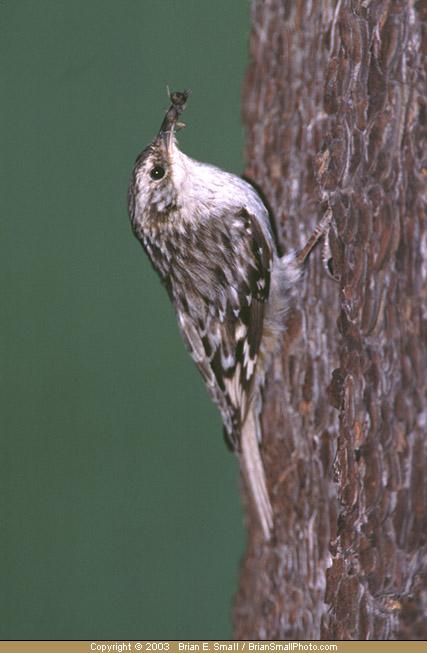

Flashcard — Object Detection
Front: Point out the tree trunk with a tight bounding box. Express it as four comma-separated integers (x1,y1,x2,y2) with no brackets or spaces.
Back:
233,0,426,640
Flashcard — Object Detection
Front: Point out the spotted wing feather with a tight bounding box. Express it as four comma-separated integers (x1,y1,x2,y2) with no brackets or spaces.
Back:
175,208,273,450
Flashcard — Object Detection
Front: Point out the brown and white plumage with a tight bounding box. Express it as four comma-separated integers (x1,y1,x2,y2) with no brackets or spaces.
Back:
127,90,328,538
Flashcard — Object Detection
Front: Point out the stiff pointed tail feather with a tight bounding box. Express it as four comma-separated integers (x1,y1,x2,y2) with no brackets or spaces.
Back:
240,409,273,539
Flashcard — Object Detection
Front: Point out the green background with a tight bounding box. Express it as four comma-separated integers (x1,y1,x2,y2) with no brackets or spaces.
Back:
0,0,251,639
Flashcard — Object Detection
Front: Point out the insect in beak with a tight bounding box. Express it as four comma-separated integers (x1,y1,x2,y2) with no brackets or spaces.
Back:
156,88,192,155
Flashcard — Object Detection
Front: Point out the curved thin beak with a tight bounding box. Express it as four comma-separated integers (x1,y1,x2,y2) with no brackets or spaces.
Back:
156,88,192,154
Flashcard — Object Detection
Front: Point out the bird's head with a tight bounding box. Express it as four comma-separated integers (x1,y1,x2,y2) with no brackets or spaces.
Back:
128,89,192,233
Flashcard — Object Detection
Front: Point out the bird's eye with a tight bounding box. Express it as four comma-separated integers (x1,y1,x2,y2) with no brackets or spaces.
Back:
150,165,165,180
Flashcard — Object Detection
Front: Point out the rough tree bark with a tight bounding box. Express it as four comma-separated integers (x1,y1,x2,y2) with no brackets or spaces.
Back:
233,0,426,641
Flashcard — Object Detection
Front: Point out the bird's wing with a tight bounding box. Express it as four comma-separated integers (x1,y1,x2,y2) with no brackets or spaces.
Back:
176,208,274,449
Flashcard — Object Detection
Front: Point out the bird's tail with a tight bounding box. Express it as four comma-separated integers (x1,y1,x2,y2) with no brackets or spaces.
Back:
240,409,273,539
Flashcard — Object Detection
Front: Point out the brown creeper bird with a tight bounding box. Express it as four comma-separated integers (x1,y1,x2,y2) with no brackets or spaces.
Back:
127,89,330,539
